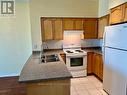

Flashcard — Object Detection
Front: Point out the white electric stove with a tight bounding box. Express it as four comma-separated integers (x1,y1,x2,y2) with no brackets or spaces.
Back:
63,30,87,77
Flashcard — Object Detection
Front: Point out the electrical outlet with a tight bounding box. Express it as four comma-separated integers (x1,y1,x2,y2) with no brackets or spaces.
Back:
34,44,37,49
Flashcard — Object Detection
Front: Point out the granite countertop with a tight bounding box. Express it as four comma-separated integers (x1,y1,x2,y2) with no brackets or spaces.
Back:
19,52,72,83
83,48,102,55
43,47,102,55
19,47,102,83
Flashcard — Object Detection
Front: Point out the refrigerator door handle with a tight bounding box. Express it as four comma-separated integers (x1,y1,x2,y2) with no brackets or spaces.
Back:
102,27,106,60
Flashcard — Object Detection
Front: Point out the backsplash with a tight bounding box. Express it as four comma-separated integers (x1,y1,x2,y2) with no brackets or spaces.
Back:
43,39,102,49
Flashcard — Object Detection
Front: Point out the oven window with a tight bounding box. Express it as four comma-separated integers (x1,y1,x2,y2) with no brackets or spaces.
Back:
70,58,83,67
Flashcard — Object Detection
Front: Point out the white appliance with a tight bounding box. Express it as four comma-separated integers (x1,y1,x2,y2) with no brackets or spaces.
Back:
103,23,127,95
63,30,87,78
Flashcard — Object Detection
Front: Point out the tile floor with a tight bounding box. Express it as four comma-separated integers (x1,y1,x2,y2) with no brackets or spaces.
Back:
71,76,108,95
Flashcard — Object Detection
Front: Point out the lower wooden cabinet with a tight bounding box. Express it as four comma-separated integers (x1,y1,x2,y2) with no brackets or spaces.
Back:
26,79,70,95
93,53,103,80
60,53,66,63
87,52,94,74
87,52,103,80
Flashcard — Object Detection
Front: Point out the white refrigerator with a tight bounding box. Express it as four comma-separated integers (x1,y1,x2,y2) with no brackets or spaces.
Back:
103,23,127,95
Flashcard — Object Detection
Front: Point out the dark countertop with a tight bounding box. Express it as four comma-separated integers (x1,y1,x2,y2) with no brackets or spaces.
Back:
19,52,72,83
82,47,102,55
43,47,102,55
19,47,102,83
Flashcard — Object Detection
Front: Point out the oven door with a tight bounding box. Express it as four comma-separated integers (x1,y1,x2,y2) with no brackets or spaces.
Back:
66,55,87,71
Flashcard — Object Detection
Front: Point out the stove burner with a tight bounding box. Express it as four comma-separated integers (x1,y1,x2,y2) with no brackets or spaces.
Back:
66,50,73,53
75,50,83,53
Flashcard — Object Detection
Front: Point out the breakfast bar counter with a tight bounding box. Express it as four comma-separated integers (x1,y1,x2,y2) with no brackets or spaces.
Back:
19,52,72,95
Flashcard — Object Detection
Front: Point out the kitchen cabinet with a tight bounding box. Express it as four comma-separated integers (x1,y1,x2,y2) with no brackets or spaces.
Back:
123,3,127,22
53,19,63,40
41,18,63,41
87,52,103,80
63,18,83,30
41,17,98,41
109,5,124,24
83,19,98,39
42,19,53,41
63,18,74,30
98,15,109,38
87,52,94,74
26,79,70,95
109,3,127,24
93,53,103,80
60,53,66,63
74,19,84,30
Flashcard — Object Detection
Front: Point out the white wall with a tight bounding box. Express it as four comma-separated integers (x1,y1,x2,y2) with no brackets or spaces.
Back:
98,0,109,17
109,0,127,9
0,1,32,77
30,0,99,51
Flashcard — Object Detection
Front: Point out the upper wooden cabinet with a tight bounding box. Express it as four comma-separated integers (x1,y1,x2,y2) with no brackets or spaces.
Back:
41,17,98,41
109,3,127,24
41,18,63,41
42,19,53,41
123,3,127,22
93,53,103,80
74,19,84,30
98,15,109,38
53,19,63,40
63,18,83,30
84,19,98,39
87,52,94,74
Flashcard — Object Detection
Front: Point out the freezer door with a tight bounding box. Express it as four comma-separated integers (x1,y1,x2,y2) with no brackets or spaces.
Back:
104,23,127,50
103,47,127,95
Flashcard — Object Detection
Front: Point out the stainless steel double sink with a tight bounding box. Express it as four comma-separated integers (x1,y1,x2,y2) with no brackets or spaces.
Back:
40,54,59,63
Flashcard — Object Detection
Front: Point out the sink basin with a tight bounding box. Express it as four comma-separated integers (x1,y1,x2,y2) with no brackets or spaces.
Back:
41,54,59,63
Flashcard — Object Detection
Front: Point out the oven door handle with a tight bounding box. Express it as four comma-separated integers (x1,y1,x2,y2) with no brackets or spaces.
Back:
66,55,87,58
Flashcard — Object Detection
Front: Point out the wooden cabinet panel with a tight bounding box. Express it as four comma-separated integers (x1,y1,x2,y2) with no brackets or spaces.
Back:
41,17,98,41
63,18,83,30
63,19,74,30
98,15,109,38
41,18,63,41
84,19,98,39
123,3,127,22
42,19,53,41
74,19,83,30
60,53,66,63
109,5,124,24
93,53,103,80
87,52,94,74
27,79,70,95
54,19,63,40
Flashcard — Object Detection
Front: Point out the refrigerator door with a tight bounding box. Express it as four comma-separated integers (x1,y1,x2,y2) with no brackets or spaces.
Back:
104,23,127,50
103,47,127,95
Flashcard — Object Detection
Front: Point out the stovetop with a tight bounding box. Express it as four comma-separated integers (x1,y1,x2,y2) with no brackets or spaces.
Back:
63,48,87,56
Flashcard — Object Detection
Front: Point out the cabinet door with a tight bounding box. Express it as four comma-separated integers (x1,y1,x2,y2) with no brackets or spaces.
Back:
84,19,98,39
93,53,103,80
123,3,127,22
109,5,124,24
98,15,109,39
63,18,74,30
60,53,66,63
93,53,100,76
74,19,83,30
42,19,53,41
98,54,103,80
87,52,94,74
53,19,63,40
